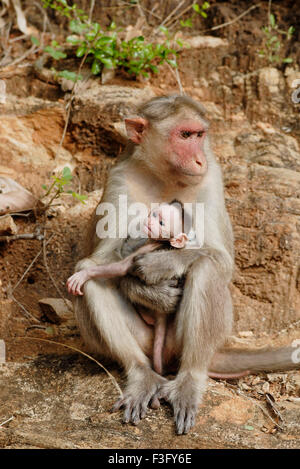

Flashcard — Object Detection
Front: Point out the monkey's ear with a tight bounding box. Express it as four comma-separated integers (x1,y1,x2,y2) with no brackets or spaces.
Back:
125,117,149,144
170,233,188,249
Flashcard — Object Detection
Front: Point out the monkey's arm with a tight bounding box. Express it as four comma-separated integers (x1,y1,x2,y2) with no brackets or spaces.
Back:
68,242,160,295
67,262,129,296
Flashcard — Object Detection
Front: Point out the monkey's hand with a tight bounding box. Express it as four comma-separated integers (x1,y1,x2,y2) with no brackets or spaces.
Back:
66,270,89,296
156,371,206,435
112,365,167,425
129,250,188,284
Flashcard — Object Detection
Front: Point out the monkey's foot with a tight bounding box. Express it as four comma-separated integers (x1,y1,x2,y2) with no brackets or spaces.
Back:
112,365,167,425
156,371,207,435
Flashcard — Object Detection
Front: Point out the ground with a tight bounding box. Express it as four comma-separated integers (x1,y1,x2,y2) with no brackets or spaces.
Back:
0,0,299,449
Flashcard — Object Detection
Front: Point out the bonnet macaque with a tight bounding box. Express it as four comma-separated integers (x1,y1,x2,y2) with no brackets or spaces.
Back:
67,200,189,376
73,94,299,435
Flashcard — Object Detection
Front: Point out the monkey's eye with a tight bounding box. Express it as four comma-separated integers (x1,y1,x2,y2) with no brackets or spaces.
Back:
152,211,157,218
159,220,165,226
197,131,204,137
181,131,192,139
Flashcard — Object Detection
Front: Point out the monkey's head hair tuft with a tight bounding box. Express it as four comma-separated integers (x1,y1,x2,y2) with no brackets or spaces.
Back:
169,198,184,213
137,94,207,123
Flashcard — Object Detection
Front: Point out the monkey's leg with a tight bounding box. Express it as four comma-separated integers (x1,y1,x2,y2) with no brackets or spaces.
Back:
157,258,233,435
120,275,182,314
74,269,167,425
153,315,167,375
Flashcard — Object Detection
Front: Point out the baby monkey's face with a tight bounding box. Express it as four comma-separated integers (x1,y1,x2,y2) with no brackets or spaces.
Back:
143,204,183,240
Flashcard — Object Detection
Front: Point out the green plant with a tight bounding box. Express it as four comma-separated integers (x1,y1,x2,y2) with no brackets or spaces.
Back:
41,0,179,78
180,2,210,28
42,166,87,210
259,13,294,64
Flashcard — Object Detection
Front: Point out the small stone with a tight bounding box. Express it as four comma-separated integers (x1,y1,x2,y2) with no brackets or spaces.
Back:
238,331,254,338
38,298,73,324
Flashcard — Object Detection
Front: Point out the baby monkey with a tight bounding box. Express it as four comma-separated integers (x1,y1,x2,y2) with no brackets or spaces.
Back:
67,200,189,375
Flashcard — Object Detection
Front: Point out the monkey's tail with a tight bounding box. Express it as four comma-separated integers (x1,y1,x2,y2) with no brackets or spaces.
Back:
209,346,300,376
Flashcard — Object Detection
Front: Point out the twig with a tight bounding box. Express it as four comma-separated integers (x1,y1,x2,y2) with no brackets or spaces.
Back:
0,416,14,427
2,44,40,68
54,47,90,161
157,0,186,30
42,231,73,314
10,293,40,324
26,325,46,331
9,33,27,43
0,232,44,242
0,212,32,218
3,261,39,323
11,234,53,294
166,57,184,95
15,336,123,398
203,4,261,33
88,0,95,24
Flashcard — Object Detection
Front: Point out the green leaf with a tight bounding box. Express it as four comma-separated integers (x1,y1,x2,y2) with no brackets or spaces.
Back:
244,425,254,431
202,2,210,9
31,36,40,46
72,192,88,203
180,18,193,28
270,14,276,28
76,44,87,57
288,26,295,35
62,166,72,180
96,36,115,47
167,59,177,68
44,46,67,60
109,21,116,30
282,57,293,63
192,4,201,13
69,19,87,34
159,26,169,36
58,70,83,82
91,59,101,74
66,35,81,45
200,11,208,18
42,184,48,191
99,57,114,69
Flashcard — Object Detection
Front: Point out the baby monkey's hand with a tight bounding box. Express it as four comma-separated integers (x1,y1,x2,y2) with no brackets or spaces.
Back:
66,270,89,296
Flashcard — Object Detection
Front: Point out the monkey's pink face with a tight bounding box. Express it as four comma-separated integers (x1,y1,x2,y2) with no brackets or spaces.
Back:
166,120,208,176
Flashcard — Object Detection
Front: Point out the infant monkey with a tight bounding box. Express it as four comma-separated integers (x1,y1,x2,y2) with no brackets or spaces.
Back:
67,200,189,375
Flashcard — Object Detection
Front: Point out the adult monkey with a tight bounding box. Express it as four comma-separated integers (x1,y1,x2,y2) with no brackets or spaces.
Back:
74,95,299,434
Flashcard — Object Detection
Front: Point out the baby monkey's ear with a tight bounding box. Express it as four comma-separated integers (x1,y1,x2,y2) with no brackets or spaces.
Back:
170,233,188,249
